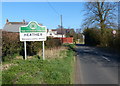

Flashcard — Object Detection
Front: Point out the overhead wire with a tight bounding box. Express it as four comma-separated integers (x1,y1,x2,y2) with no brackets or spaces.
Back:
46,0,60,16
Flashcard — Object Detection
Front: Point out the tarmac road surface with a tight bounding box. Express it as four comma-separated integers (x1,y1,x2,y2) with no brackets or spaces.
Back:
75,44,119,85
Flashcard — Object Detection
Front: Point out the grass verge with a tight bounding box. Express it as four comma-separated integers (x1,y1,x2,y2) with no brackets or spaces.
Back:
2,47,75,84
0,73,1,85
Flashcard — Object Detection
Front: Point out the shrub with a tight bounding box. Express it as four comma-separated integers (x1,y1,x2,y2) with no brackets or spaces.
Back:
114,29,120,52
100,28,113,47
2,31,23,61
2,32,62,61
83,28,120,53
45,37,62,48
83,28,101,46
26,41,42,56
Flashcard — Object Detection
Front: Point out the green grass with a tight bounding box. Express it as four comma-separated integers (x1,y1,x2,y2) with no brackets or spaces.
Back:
63,43,76,48
2,49,75,84
0,63,2,85
69,44,76,48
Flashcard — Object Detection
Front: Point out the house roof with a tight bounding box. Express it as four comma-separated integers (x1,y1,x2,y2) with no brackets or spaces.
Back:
3,23,27,32
7,22,26,24
51,29,57,31
48,28,75,35
56,28,74,34
3,19,43,32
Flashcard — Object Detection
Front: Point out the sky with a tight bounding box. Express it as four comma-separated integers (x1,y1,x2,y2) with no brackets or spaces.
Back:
1,2,85,30
1,0,119,2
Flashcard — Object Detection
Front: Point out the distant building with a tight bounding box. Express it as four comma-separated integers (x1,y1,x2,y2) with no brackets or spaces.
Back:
3,19,42,32
47,29,65,38
47,28,75,38
47,29,74,43
2,19,73,43
3,19,26,32
55,28,75,35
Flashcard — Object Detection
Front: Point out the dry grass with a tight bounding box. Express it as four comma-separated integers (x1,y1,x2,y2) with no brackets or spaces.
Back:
15,46,68,60
2,63,18,70
38,46,67,59
16,56,23,59
16,56,33,59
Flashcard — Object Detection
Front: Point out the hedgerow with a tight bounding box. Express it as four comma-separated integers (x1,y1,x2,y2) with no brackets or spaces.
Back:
83,28,120,52
2,31,62,61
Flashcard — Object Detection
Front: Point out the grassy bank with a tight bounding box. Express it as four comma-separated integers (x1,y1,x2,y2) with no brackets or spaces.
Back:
2,47,75,84
0,63,2,85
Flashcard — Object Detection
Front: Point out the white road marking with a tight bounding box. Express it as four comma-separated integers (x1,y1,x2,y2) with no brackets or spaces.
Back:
102,56,110,62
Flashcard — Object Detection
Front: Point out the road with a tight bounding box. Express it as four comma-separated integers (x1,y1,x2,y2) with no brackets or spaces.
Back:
75,44,119,85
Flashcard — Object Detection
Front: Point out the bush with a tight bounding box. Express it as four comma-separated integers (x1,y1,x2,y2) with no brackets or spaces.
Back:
45,37,62,48
26,41,42,56
2,31,23,61
83,28,101,46
2,32,62,61
114,29,120,52
100,28,113,47
83,28,120,52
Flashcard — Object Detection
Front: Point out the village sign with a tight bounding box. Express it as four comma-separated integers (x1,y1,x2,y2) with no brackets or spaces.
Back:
19,21,47,60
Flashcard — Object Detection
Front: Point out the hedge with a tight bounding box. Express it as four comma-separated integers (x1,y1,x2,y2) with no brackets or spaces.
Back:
83,28,120,52
2,31,62,61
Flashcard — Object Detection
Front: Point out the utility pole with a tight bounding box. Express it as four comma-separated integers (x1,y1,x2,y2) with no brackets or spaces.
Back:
61,15,63,43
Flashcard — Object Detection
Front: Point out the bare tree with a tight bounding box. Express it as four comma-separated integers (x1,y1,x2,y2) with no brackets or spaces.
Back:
83,2,118,30
82,1,118,46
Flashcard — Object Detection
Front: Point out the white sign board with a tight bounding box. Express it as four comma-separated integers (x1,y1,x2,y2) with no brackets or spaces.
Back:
19,21,47,41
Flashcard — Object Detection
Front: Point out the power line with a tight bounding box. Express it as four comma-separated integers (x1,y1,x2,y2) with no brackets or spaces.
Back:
46,0,60,16
46,0,64,43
